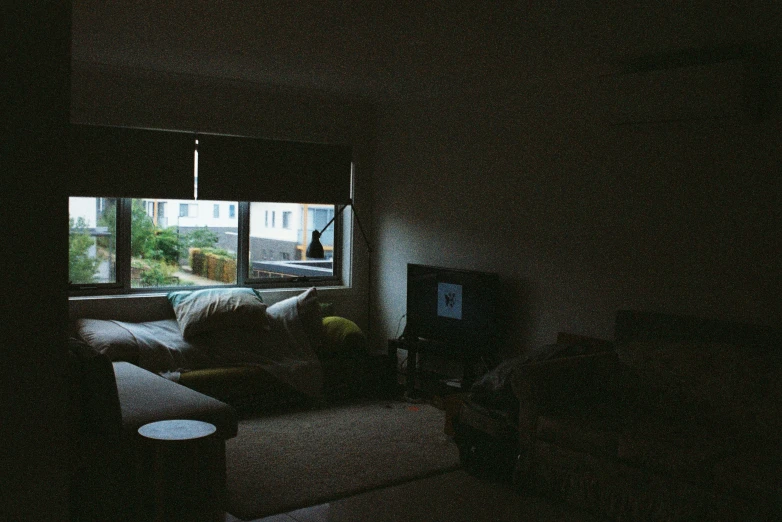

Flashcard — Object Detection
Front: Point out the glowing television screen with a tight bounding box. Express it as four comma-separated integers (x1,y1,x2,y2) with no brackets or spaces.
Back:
406,263,500,351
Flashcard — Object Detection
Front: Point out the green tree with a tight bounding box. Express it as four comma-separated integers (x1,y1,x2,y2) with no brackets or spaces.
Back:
97,200,116,230
69,217,99,284
179,227,218,261
131,199,155,258
129,199,182,265
183,227,218,250
149,227,180,264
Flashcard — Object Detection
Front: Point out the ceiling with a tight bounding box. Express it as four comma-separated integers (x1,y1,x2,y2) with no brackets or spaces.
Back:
72,1,781,102
71,1,535,101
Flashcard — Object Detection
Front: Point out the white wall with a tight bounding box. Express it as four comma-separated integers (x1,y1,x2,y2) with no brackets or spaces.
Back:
69,197,98,226
248,203,300,242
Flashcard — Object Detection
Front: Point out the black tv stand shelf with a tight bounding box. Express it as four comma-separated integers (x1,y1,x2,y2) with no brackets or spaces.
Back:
389,337,486,400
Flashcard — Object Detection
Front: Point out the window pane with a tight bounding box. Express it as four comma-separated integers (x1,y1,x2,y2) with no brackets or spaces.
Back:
69,197,118,284
130,198,238,288
248,203,335,280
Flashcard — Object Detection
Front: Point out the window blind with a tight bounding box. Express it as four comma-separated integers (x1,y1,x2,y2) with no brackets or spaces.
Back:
196,134,352,204
69,124,196,199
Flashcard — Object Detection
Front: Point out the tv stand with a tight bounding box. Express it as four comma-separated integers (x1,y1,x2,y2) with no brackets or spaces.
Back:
389,337,484,400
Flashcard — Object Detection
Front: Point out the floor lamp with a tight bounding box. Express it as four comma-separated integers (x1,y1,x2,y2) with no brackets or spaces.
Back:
306,199,372,339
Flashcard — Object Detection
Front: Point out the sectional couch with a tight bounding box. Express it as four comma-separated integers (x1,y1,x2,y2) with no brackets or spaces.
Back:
68,287,369,520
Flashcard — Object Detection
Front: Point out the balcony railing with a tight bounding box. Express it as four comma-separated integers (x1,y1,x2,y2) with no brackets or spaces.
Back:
250,259,333,279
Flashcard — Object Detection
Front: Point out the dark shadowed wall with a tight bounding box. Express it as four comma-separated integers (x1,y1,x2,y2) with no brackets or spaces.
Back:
370,3,782,354
3,2,72,520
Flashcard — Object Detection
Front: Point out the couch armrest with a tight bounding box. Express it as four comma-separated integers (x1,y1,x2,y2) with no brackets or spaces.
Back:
114,362,238,440
319,316,367,359
511,352,619,474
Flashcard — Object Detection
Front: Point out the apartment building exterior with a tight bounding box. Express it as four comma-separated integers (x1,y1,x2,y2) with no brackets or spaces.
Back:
69,197,337,285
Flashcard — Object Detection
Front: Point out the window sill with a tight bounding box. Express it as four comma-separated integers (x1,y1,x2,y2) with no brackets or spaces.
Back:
68,284,354,323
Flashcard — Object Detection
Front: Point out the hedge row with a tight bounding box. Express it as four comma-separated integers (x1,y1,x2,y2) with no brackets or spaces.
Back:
189,248,237,283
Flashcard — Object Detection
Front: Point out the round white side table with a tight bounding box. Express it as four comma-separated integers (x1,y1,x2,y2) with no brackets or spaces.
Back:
138,419,224,522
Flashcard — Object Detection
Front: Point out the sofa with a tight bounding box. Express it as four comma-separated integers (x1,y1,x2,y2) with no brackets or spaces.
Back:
68,287,369,520
71,287,371,411
512,310,782,521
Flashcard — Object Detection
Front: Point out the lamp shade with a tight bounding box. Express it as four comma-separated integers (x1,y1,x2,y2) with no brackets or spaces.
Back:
306,230,325,259
197,134,352,204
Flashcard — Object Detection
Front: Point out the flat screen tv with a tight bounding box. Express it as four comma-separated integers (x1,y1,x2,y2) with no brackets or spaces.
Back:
406,263,500,352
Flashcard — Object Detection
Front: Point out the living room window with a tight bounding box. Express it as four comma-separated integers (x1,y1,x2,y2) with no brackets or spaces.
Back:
68,123,351,295
69,198,340,293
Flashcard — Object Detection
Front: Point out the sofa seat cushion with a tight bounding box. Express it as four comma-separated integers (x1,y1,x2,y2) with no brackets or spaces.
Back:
114,362,238,440
178,366,298,404
615,341,766,428
617,418,737,485
536,404,624,459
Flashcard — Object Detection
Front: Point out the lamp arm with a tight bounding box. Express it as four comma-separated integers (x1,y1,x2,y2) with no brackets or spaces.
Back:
318,199,372,338
318,204,346,236
318,199,371,253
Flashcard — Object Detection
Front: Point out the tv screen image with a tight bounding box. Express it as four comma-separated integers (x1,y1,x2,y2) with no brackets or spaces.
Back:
437,282,463,320
406,263,500,351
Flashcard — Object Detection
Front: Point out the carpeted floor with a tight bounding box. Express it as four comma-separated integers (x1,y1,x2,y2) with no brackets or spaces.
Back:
225,400,461,521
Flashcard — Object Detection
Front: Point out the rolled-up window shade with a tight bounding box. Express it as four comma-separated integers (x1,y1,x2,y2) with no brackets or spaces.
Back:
69,124,196,198
197,134,352,204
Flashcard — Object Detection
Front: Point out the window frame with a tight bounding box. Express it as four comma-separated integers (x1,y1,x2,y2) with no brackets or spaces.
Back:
68,198,344,296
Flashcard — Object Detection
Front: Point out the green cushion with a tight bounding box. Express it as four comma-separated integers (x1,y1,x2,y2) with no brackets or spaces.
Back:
321,316,367,358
